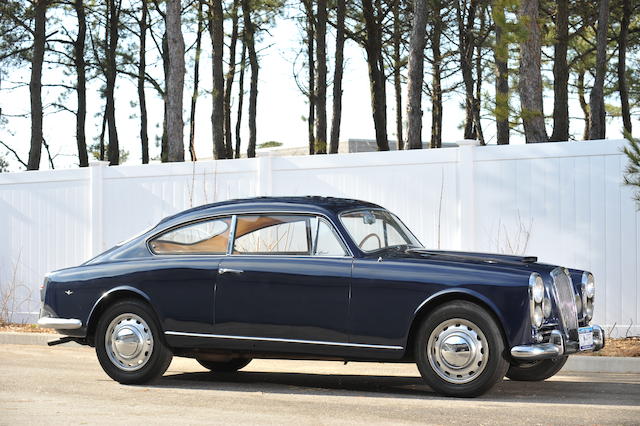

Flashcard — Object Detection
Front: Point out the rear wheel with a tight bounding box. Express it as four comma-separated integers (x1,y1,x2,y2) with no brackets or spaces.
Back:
197,358,252,373
506,356,568,381
414,300,509,397
95,299,172,384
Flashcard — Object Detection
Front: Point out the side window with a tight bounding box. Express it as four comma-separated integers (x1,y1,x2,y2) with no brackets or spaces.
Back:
311,218,347,256
149,217,231,255
233,215,310,255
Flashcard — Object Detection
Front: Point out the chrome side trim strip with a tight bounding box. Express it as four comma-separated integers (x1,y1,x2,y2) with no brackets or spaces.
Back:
37,317,82,330
164,331,403,350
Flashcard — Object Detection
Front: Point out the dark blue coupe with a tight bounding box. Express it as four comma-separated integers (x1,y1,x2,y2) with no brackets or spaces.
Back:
38,196,604,397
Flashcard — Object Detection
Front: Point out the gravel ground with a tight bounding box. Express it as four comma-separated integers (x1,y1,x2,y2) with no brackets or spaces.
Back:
1,344,639,425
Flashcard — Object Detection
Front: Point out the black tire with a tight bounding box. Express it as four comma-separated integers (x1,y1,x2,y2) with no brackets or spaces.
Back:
197,358,252,373
95,299,173,384
506,356,568,381
414,300,509,398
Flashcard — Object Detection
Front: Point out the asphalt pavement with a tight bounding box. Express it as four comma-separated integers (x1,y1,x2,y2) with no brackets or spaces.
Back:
1,344,639,425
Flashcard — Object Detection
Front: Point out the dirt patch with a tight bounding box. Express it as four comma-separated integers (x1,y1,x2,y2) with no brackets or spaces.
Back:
0,322,56,334
575,337,640,357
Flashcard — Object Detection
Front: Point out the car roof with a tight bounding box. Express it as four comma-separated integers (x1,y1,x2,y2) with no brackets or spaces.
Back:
158,196,383,225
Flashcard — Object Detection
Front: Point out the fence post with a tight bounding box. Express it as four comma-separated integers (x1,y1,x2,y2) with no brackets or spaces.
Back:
456,140,479,251
89,161,108,257
256,155,273,196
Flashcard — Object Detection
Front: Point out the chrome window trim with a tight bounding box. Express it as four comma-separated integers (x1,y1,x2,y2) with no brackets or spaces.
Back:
165,331,403,350
146,210,353,258
226,215,237,255
228,211,353,257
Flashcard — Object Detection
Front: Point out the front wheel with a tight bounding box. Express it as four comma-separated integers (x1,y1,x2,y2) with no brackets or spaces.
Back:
95,299,173,384
197,358,252,373
415,300,509,397
506,356,568,381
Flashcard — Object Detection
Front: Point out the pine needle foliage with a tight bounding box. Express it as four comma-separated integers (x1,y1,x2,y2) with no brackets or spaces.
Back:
623,132,640,205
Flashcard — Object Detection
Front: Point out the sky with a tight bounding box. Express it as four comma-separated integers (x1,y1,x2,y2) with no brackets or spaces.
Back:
0,10,637,172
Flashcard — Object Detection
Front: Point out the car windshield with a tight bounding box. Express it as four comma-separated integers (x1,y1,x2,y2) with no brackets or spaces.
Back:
339,209,422,253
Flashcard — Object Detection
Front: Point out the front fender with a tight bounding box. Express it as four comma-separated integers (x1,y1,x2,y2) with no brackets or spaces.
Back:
408,286,530,350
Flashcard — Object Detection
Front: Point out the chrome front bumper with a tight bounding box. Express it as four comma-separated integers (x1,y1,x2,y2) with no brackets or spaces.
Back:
510,325,605,361
37,317,82,330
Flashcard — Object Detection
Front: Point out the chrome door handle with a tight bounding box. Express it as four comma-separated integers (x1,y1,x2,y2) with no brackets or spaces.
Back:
218,268,243,274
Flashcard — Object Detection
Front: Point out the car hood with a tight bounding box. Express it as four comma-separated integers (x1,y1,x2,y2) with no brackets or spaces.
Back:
371,247,546,271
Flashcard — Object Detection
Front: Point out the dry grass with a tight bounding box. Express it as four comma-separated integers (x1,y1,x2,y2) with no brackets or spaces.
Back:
0,321,55,334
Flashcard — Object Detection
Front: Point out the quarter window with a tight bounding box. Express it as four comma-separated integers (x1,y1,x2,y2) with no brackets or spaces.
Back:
150,217,231,255
310,217,347,256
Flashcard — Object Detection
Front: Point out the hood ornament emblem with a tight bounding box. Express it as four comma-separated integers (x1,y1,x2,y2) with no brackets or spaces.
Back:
64,290,73,296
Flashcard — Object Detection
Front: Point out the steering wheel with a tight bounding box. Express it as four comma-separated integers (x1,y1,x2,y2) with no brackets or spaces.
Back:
358,233,382,249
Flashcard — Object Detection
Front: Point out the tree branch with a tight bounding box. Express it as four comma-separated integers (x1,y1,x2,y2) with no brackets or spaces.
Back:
0,140,28,168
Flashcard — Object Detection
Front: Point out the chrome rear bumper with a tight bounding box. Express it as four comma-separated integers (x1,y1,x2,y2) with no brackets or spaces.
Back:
510,325,605,361
37,317,82,330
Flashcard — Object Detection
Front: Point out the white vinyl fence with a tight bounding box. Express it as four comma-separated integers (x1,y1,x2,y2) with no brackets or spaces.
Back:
1,139,638,337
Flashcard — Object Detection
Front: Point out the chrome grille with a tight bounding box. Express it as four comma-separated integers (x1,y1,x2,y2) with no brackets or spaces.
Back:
551,268,578,334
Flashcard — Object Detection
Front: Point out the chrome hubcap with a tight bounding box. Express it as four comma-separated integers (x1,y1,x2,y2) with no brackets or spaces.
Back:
105,313,153,371
427,318,488,384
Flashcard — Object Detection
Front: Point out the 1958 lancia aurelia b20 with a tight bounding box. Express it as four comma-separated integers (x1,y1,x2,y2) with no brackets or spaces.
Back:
38,196,604,397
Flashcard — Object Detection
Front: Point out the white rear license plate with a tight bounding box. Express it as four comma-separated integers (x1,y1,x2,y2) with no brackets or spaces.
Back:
578,326,594,351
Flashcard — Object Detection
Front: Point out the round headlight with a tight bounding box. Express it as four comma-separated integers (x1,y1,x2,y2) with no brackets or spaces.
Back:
530,274,544,304
585,274,595,299
585,300,594,319
532,305,544,327
543,297,552,318
575,294,582,314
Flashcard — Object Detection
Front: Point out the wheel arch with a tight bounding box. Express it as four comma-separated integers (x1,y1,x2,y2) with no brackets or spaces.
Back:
405,288,510,359
85,286,159,346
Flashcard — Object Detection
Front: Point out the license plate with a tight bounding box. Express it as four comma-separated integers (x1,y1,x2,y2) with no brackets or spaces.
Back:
578,326,594,351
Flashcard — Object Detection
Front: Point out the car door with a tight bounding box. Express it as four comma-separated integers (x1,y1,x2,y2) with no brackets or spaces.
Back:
213,214,352,350
144,216,232,335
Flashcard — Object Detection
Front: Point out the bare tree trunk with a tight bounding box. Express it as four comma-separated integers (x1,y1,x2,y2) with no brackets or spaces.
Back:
224,0,241,159
74,0,88,167
329,0,345,154
242,0,258,158
105,0,121,165
161,34,168,162
492,3,509,145
188,1,203,162
303,0,315,155
235,38,246,158
518,0,548,143
392,0,403,150
406,0,427,150
549,0,569,141
473,4,486,145
455,0,478,140
588,0,609,140
99,103,107,160
430,0,443,149
166,0,185,161
27,0,47,170
315,0,327,154
138,0,149,164
362,0,389,151
577,70,589,140
208,0,225,159
618,0,631,135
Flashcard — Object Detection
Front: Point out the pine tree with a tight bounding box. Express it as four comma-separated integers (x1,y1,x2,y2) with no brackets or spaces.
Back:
623,134,640,205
